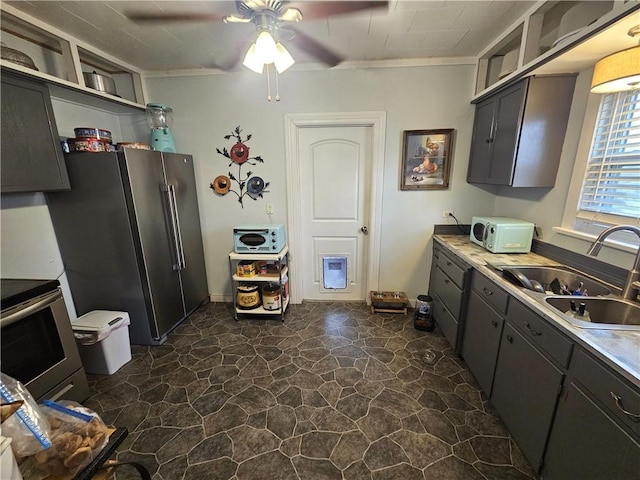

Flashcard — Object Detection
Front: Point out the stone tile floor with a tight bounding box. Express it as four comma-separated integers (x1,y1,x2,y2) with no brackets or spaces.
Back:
85,302,536,480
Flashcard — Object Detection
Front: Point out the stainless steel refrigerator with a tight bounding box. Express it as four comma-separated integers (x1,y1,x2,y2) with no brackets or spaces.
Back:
47,149,208,345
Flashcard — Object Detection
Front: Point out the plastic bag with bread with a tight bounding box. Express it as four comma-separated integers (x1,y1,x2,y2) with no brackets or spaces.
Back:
32,400,109,477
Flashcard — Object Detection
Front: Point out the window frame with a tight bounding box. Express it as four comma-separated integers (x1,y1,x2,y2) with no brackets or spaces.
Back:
559,88,640,249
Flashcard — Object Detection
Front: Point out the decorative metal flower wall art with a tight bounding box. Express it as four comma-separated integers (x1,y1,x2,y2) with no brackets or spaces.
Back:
210,126,270,208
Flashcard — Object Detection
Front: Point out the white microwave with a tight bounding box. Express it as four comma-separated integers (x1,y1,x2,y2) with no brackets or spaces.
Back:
470,216,534,253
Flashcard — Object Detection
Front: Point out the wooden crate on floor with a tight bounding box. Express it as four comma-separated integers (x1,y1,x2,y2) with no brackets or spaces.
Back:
370,291,409,314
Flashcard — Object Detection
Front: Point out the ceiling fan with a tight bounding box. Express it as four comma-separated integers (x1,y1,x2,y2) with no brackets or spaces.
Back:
127,1,389,71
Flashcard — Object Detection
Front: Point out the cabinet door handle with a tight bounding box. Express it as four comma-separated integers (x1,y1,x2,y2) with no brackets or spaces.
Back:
491,319,498,328
483,287,493,296
524,321,542,336
611,392,640,422
485,138,494,144
506,334,513,343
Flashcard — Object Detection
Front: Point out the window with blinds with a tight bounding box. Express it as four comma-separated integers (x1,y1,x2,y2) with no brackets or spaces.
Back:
576,90,640,233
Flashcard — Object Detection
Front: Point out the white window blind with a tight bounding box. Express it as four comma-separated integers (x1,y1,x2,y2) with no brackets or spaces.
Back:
578,90,640,221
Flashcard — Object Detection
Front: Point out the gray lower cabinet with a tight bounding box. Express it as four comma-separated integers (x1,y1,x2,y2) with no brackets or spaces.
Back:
1,72,69,193
461,271,508,395
429,245,470,353
491,321,564,471
542,348,640,479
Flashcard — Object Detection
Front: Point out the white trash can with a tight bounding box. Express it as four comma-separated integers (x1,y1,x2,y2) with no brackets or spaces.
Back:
71,311,131,375
0,436,23,480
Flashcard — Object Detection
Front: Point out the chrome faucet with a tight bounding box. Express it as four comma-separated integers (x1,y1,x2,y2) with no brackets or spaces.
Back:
586,225,640,301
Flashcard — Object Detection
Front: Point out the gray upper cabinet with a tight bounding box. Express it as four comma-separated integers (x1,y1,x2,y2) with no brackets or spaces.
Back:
1,73,69,193
467,75,576,187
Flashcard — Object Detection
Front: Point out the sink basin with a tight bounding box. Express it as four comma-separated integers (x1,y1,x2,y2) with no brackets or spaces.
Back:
545,296,640,330
494,265,613,297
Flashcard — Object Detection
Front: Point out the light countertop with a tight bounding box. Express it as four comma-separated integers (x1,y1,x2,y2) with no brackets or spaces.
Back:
434,234,640,388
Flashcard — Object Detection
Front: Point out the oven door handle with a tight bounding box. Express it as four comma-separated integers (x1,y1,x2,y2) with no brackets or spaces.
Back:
1,290,62,328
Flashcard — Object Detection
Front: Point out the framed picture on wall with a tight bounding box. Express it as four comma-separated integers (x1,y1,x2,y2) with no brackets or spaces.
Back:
400,129,454,190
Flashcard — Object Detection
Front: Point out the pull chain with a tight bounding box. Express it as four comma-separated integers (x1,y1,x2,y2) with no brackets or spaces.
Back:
266,64,272,101
275,68,280,102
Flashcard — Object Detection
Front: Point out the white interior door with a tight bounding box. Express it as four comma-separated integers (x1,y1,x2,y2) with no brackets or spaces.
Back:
298,126,371,301
285,112,386,305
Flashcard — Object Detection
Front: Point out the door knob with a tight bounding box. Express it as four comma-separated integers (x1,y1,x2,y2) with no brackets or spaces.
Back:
361,226,368,234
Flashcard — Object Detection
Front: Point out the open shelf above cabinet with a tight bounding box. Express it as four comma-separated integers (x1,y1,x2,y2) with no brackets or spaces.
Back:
0,5,146,113
473,0,638,101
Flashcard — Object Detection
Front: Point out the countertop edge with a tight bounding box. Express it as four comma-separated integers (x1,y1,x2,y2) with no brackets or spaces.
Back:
434,235,640,389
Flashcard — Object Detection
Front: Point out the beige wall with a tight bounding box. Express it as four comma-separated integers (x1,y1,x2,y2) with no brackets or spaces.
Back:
144,64,497,302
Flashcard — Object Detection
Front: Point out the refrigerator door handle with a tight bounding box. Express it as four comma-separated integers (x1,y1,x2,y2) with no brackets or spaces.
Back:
164,184,182,271
168,184,187,270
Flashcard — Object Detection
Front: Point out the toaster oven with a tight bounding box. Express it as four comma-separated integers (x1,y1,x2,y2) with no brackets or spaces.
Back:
233,224,286,253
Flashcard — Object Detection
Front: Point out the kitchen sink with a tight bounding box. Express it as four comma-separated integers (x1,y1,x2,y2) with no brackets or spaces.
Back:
494,265,613,297
544,296,640,330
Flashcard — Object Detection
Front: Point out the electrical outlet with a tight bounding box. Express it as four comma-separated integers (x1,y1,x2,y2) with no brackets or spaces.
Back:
442,210,454,218
266,203,274,215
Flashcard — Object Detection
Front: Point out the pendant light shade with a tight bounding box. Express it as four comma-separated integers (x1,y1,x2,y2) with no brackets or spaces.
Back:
274,42,294,73
591,46,640,94
243,43,264,74
255,30,278,64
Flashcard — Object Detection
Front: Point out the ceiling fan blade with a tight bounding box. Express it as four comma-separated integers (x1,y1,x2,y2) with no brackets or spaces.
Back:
288,27,343,67
126,12,224,23
278,7,303,23
216,30,257,71
293,1,389,21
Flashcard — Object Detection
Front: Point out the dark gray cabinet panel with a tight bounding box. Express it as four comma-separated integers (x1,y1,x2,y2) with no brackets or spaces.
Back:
429,247,470,353
542,364,640,479
467,75,576,187
486,82,526,185
462,289,504,395
466,100,495,183
1,73,69,193
433,266,463,318
491,322,564,471
570,348,640,438
506,299,573,368
432,294,458,349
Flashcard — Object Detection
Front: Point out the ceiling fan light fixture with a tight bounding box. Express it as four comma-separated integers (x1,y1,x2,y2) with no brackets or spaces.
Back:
274,42,294,73
243,43,264,74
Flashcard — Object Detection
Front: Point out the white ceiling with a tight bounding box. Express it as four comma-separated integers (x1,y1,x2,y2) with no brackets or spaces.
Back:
3,1,538,72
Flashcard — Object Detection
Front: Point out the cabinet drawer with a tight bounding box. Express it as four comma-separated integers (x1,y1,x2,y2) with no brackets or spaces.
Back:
433,294,458,349
436,251,466,289
571,348,640,438
506,299,573,368
471,271,509,314
434,266,463,318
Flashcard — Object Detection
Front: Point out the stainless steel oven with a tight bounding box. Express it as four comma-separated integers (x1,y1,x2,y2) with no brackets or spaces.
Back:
1,279,89,402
